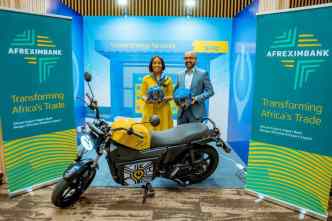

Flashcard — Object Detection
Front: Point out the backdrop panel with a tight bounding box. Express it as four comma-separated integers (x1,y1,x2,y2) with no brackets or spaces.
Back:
84,16,232,138
228,0,258,165
47,0,85,128
0,9,77,196
246,4,332,219
84,16,246,188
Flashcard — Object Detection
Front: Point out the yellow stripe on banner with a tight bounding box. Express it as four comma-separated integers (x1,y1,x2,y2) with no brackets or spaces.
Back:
281,60,295,63
31,156,76,170
250,172,327,207
36,39,53,43
246,179,323,211
249,144,332,178
24,57,37,60
250,140,332,165
248,141,332,193
268,172,327,203
37,44,56,48
192,40,229,53
250,165,328,202
4,129,76,147
299,34,314,37
249,146,332,177
10,162,72,187
4,130,77,163
8,152,76,170
5,145,76,169
5,141,76,158
298,39,319,42
37,35,49,39
5,134,76,149
5,136,76,153
27,61,37,64
249,160,330,188
298,44,321,47
249,144,331,172
5,143,76,163
5,141,76,164
249,150,329,176
284,65,294,68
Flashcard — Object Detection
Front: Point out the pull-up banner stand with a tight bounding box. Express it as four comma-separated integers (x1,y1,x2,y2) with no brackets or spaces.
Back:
0,8,77,196
246,3,332,220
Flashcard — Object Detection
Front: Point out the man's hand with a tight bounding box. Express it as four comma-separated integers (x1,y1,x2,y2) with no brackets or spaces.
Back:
90,100,98,109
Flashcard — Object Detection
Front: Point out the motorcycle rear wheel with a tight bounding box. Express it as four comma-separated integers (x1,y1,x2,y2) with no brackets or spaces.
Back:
175,145,219,184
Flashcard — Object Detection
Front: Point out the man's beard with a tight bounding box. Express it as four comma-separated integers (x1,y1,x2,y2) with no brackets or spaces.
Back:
186,62,195,69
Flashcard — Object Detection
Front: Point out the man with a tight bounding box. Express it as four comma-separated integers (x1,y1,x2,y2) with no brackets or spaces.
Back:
175,51,214,124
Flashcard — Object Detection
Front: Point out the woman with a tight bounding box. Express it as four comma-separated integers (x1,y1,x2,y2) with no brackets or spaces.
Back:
141,56,173,131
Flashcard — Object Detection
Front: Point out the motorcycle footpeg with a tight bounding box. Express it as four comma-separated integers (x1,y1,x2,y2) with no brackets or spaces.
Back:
217,139,232,153
174,178,190,187
222,143,232,153
169,167,180,178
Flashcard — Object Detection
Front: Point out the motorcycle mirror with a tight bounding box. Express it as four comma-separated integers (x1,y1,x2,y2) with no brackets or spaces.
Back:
84,72,92,82
150,115,160,127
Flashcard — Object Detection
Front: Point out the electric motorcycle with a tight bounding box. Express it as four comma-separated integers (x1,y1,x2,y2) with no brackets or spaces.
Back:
51,72,231,208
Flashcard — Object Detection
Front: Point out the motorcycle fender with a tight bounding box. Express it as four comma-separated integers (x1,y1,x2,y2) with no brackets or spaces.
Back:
63,160,93,182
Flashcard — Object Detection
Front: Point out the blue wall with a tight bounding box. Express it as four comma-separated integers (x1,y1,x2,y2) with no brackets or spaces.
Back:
47,1,85,128
228,0,258,164
84,16,233,140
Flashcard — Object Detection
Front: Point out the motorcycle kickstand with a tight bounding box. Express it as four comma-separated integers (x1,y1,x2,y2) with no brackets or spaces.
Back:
142,182,155,204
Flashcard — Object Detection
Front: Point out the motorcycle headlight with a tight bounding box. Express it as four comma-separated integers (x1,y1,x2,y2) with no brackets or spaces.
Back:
80,135,94,151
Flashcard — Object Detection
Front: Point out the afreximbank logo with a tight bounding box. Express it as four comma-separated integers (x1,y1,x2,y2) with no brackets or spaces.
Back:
8,30,62,83
266,28,329,90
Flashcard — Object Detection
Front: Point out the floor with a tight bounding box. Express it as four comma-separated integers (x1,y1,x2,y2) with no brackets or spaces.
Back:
0,184,331,221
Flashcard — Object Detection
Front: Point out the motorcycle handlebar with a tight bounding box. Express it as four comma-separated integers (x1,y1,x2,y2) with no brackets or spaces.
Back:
202,117,217,129
86,94,100,119
130,129,144,139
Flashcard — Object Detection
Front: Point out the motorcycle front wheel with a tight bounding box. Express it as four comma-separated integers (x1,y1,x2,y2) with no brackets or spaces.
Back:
51,167,96,208
175,145,219,184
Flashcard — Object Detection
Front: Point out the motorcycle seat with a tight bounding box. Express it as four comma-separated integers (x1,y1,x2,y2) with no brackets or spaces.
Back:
150,123,209,148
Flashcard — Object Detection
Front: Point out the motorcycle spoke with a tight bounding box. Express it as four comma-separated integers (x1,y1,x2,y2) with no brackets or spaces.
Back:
62,187,75,199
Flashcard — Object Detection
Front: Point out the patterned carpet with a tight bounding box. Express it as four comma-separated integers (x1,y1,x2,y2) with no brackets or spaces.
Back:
0,184,331,221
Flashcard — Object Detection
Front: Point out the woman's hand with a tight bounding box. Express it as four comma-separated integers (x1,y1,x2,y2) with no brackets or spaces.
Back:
160,96,172,104
142,96,152,104
164,96,173,101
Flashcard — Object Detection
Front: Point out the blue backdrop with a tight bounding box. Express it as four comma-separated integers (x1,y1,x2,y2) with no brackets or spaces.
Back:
84,16,232,138
47,1,85,128
228,0,258,165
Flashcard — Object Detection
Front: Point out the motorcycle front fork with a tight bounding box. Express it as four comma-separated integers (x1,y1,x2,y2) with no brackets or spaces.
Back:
91,154,101,169
76,149,101,170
